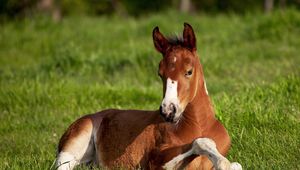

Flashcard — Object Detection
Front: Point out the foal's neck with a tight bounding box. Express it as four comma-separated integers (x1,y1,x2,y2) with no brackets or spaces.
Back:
175,64,215,140
185,82,214,124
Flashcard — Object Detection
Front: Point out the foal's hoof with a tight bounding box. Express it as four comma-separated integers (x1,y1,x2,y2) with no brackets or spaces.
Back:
216,159,231,170
230,162,242,170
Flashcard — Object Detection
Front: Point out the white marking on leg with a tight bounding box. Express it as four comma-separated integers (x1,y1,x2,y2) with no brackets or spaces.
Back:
163,138,242,170
55,152,78,170
230,162,243,170
193,138,232,170
66,130,95,164
55,120,99,169
163,149,194,170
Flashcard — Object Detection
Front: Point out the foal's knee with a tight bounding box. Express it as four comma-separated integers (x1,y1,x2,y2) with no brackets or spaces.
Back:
192,138,217,154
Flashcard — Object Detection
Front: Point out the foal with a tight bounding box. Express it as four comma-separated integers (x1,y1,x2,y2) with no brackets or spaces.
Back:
55,23,240,170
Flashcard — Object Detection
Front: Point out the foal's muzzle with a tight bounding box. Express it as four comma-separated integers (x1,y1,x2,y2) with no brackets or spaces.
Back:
159,103,178,123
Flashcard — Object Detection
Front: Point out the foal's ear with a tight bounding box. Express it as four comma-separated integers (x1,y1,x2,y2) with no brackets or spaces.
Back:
183,23,196,51
153,27,169,54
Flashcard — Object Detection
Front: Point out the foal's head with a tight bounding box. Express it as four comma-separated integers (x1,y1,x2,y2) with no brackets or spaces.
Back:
153,23,204,123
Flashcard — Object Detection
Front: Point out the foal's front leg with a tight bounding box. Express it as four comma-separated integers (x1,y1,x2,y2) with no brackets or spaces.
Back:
163,138,242,170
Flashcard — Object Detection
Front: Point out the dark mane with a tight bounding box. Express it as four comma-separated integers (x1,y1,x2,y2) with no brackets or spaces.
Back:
167,35,184,46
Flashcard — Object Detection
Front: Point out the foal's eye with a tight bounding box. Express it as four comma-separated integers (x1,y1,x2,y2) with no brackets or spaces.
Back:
185,69,193,77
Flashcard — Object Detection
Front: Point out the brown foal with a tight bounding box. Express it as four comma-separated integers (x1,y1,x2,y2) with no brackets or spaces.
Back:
54,23,239,170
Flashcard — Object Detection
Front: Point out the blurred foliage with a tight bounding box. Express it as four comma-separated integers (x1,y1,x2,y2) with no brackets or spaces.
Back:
193,0,263,12
0,0,38,17
1,0,300,21
123,0,169,16
58,0,113,15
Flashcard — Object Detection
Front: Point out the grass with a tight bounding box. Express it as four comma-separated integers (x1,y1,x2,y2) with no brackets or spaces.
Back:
0,9,299,169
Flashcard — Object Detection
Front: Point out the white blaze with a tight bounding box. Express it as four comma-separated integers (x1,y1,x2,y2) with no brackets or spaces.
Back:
161,78,184,119
163,78,178,104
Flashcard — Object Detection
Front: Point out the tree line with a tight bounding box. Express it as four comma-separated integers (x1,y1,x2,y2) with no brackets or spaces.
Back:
1,0,299,21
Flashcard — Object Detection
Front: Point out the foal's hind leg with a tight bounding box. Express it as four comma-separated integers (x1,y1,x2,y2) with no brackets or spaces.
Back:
55,116,95,170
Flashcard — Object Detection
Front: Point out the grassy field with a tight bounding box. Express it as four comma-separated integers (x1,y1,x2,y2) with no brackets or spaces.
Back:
0,9,299,169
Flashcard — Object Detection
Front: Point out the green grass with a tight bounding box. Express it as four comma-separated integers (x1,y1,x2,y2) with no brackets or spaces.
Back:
0,9,300,169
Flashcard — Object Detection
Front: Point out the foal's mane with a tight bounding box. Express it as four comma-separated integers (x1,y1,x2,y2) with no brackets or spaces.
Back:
167,35,184,46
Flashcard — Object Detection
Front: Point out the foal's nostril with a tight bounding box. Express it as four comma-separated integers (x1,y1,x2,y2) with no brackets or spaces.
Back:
173,105,177,114
169,103,176,114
